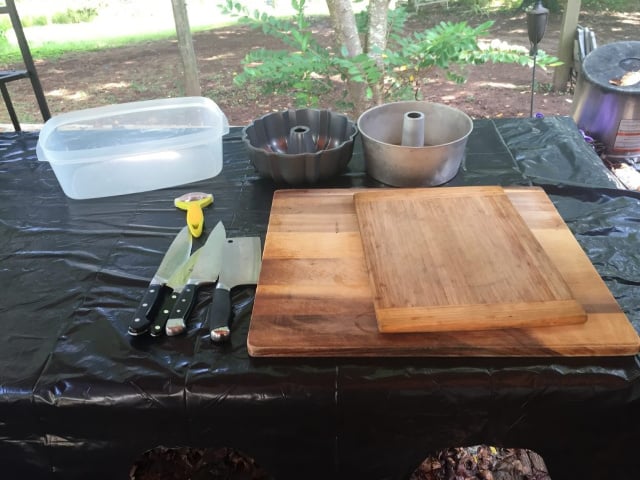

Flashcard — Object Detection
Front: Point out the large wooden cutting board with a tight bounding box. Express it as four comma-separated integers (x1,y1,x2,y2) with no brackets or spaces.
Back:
247,187,640,357
353,187,587,333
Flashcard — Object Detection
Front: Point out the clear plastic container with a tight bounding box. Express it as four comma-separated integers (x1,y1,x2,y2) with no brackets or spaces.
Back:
36,97,229,199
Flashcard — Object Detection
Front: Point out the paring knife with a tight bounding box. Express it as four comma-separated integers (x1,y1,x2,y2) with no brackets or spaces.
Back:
209,237,262,343
165,221,226,336
128,226,192,336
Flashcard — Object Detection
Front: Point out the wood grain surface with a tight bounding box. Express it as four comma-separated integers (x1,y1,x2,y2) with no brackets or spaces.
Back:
247,187,640,357
353,186,586,332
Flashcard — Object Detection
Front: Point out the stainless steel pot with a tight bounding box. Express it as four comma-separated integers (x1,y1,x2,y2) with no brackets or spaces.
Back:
572,41,640,160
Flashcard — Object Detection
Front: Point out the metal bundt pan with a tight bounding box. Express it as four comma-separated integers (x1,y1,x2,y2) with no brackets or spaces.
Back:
243,108,358,185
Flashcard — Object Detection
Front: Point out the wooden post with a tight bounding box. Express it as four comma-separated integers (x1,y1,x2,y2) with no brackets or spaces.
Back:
552,0,581,92
171,0,201,96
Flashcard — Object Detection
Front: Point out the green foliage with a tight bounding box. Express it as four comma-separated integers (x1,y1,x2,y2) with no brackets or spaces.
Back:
507,0,637,13
21,15,49,27
581,0,633,11
454,0,494,15
517,0,562,13
51,7,98,25
220,0,560,110
0,17,11,37
220,0,336,106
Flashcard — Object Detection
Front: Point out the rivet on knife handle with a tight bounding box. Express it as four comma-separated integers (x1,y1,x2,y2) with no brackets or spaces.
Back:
149,291,177,337
128,283,164,335
209,284,232,342
165,285,198,336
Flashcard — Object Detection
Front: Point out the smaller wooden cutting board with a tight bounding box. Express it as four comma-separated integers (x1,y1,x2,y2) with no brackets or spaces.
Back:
354,186,587,333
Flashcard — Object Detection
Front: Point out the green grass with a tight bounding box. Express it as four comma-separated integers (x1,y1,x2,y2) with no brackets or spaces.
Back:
0,23,231,65
0,0,636,67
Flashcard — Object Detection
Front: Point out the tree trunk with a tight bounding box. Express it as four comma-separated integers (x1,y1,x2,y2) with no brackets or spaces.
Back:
171,0,201,96
326,0,362,57
367,0,391,104
326,0,371,115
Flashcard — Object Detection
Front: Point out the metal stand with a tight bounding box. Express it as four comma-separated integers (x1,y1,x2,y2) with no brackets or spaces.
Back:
526,0,549,117
0,0,50,131
530,54,538,117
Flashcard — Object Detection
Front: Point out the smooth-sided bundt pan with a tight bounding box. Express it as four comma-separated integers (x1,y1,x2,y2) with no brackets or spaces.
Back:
243,109,358,185
358,101,473,187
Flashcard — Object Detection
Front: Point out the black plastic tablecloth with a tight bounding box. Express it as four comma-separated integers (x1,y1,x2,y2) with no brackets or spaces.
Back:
1,117,639,480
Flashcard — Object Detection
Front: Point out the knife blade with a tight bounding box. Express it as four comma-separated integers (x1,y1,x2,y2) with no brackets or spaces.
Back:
165,221,226,336
128,226,192,336
209,236,262,343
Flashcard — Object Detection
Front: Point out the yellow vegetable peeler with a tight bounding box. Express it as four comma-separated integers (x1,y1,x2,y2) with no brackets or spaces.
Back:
174,192,213,238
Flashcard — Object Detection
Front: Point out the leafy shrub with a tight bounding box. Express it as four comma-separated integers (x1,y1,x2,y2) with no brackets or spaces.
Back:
221,0,560,111
51,7,98,25
0,16,11,37
21,15,49,27
581,0,632,11
515,0,562,13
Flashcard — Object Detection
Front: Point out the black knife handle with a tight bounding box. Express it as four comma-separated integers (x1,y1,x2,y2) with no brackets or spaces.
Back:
149,290,177,337
165,284,198,336
128,283,164,335
209,285,232,342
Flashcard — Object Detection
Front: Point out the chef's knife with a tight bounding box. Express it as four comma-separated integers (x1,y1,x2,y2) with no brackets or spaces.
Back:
149,248,202,337
128,226,192,336
209,237,262,343
165,221,226,336
148,287,179,338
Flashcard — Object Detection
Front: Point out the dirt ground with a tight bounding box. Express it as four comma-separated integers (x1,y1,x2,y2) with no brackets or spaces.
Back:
130,445,552,480
2,8,639,128
129,445,551,480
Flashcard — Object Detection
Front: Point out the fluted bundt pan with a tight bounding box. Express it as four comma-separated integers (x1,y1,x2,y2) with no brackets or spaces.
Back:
243,108,358,185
